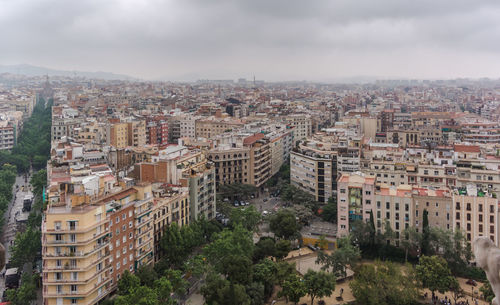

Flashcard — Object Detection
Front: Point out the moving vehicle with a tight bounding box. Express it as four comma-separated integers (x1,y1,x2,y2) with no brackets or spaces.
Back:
23,194,33,212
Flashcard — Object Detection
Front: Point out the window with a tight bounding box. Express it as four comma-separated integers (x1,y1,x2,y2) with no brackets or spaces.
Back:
71,285,77,293
340,189,346,194
129,254,133,261
479,215,483,222
129,243,133,250
122,214,126,220
71,299,78,305
122,247,126,254
129,221,133,228
55,272,62,280
377,201,381,209
116,240,120,247
479,204,483,212
456,212,460,220
117,262,121,269
386,202,390,209
54,221,61,231
116,216,120,223
57,285,63,294
129,210,133,217
491,206,495,213
479,225,483,233
129,232,133,239
122,236,126,243
467,214,471,221
122,225,126,231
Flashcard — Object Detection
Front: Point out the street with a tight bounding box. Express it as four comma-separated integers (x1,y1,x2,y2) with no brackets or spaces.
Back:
0,173,33,298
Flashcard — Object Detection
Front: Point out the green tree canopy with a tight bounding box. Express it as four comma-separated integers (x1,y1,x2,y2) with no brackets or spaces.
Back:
269,209,301,240
350,261,419,305
303,269,336,305
415,255,454,295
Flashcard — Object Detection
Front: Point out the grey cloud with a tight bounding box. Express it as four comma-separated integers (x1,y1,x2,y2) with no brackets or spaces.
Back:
0,0,500,80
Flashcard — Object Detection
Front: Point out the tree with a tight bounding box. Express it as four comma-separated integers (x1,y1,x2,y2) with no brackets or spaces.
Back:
321,197,337,223
276,261,297,286
279,274,307,305
421,209,430,255
415,255,454,296
350,261,419,305
269,209,301,240
201,271,251,305
230,206,262,232
118,270,140,295
159,222,186,268
254,237,276,261
135,265,158,287
252,258,277,298
449,277,464,305
303,270,336,305
275,239,292,260
245,282,265,305
400,226,422,262
222,254,253,285
154,277,174,305
115,286,158,305
316,235,360,279
203,225,254,273
10,226,41,268
6,273,38,305
480,281,495,303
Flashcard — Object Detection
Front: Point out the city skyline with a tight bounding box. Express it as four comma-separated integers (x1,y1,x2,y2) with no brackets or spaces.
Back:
2,0,500,81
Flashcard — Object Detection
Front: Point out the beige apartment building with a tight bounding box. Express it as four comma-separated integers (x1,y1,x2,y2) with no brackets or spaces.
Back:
374,184,413,243
152,186,190,262
283,114,312,144
453,185,500,245
195,118,243,139
207,146,251,188
42,191,111,305
337,172,376,236
108,122,128,149
244,134,271,188
127,120,146,147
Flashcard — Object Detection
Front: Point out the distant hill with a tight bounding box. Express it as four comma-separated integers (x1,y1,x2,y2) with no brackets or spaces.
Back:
0,64,138,80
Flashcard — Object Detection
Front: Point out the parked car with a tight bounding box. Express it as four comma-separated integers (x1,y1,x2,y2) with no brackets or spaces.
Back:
233,200,240,207
263,198,268,202
466,279,477,286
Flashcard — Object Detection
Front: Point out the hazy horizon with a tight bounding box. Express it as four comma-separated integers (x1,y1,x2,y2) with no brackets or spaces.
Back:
2,1,500,82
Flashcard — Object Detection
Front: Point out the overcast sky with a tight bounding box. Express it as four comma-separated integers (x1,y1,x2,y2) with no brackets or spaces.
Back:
1,0,500,81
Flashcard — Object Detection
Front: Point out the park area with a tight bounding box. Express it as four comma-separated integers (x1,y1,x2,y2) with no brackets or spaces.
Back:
268,248,491,305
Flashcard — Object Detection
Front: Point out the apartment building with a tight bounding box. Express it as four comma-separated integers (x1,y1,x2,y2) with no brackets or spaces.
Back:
195,118,243,139
106,201,135,288
207,146,251,188
0,124,15,150
42,189,111,305
107,122,128,149
283,114,312,144
180,158,215,221
127,120,146,148
413,187,453,232
337,172,376,236
134,145,216,221
290,150,336,203
374,184,413,243
152,186,190,262
179,116,197,139
244,133,271,188
453,185,500,245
